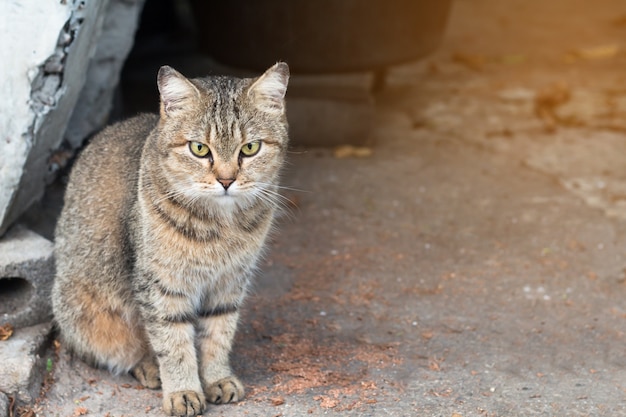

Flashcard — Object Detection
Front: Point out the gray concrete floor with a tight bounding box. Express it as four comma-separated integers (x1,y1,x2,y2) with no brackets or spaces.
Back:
36,0,626,415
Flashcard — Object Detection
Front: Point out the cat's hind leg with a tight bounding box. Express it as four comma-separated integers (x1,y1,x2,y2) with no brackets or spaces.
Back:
130,352,161,389
53,280,149,379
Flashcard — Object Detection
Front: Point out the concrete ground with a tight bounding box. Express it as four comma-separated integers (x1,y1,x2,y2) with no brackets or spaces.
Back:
27,0,626,416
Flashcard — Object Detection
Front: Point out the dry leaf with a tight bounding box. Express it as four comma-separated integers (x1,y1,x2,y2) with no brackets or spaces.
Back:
270,397,285,406
73,407,88,416
314,395,339,409
16,407,36,417
499,54,526,65
574,44,620,60
452,52,485,71
333,145,372,159
534,82,571,132
0,323,14,341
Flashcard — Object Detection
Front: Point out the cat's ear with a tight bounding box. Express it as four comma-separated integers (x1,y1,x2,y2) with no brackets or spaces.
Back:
157,66,200,117
248,62,290,115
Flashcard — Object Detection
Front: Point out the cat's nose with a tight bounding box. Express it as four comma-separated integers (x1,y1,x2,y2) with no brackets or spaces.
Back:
217,178,235,190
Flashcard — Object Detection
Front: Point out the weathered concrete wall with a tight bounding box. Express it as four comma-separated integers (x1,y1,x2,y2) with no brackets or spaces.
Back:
0,226,54,329
0,0,144,236
0,1,77,236
0,323,52,407
65,0,145,149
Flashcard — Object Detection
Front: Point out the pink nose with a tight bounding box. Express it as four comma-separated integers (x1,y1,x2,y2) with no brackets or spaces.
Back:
217,178,235,190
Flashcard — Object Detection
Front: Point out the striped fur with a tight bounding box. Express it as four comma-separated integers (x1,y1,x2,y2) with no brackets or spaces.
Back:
52,63,289,416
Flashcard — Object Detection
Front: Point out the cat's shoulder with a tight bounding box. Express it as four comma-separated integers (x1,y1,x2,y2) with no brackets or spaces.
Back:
73,113,159,175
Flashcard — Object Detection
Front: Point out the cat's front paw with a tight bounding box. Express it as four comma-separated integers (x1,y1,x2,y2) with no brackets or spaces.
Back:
205,376,244,404
163,390,206,416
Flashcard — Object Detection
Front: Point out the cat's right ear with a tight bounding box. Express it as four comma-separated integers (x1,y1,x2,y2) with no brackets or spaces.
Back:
157,66,200,118
248,62,290,115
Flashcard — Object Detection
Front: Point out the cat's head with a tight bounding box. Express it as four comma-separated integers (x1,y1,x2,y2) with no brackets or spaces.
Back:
149,63,290,211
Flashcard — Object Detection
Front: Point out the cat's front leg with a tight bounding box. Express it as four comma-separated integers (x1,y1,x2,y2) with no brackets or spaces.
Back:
197,305,244,404
143,312,206,416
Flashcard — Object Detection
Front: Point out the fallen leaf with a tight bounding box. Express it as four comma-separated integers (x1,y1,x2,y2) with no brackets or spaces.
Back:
360,381,377,389
0,323,14,341
574,44,620,60
429,388,453,397
499,54,526,65
429,360,442,371
333,145,372,159
534,82,571,132
16,407,36,417
270,397,285,406
315,395,339,409
73,407,88,416
452,52,486,71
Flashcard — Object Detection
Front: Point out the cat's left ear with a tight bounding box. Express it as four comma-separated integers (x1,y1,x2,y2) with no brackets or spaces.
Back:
157,66,200,117
248,62,290,115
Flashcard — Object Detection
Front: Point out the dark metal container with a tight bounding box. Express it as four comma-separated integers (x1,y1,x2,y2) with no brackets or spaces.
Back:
191,0,452,73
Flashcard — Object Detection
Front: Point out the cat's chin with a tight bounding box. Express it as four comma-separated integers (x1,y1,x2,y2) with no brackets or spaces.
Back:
205,192,253,210
213,194,237,204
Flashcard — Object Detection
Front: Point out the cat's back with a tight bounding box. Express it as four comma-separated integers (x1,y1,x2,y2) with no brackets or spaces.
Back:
66,113,157,198
55,113,158,261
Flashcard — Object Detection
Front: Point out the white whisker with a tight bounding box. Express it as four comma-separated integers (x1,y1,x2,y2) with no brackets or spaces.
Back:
255,181,309,193
254,187,295,212
152,184,212,209
154,188,190,204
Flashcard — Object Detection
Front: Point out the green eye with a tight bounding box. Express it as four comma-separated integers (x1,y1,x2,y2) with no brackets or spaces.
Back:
240,141,261,157
189,141,210,158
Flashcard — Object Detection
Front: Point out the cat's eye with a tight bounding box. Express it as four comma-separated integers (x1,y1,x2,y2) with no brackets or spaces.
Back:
189,141,211,158
240,141,261,157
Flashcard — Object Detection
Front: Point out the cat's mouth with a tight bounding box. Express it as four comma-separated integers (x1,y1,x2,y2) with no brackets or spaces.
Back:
212,187,240,203
217,184,238,197
188,182,256,207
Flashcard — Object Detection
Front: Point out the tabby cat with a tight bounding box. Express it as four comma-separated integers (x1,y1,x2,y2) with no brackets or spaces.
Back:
52,63,289,416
